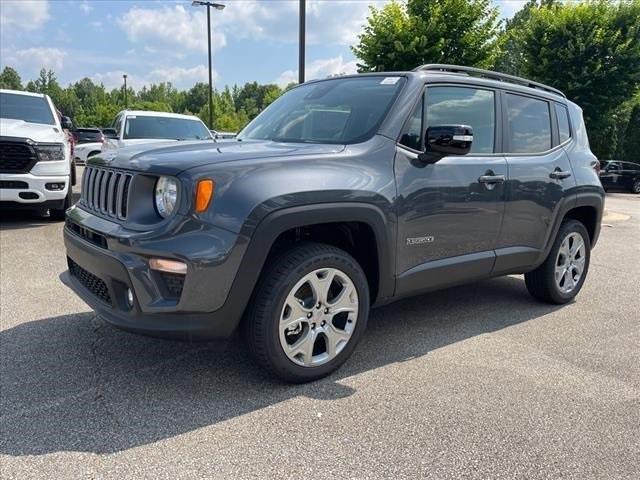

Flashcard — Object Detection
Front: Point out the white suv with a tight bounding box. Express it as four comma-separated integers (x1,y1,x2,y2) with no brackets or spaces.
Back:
0,89,74,220
102,110,213,151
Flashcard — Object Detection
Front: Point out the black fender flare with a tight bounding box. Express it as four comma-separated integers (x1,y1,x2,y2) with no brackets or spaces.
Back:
220,202,396,330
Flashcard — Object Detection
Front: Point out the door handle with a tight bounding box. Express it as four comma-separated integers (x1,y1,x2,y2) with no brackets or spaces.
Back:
549,169,572,180
478,174,505,184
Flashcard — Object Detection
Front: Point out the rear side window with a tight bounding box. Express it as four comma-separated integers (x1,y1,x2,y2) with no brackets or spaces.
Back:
555,104,571,143
425,86,495,154
506,93,551,153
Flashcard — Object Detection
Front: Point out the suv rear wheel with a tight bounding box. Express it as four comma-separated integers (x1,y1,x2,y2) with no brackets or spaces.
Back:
244,242,370,383
525,219,591,304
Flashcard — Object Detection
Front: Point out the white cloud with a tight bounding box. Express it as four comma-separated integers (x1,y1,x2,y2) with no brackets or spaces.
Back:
276,56,359,86
9,47,67,72
118,5,226,54
0,0,50,31
79,1,92,15
91,65,214,90
116,1,390,56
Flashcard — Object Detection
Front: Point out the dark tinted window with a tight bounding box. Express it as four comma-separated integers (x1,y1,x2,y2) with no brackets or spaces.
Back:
124,116,211,140
239,76,406,144
400,96,423,150
0,92,55,125
425,86,495,153
75,129,103,143
506,94,551,153
555,104,571,143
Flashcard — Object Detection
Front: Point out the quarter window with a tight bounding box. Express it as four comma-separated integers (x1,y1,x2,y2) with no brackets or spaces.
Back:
555,103,571,143
506,93,551,153
425,87,495,154
400,96,423,151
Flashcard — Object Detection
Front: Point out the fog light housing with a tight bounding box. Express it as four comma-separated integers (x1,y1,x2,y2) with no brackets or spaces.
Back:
126,289,134,309
45,182,66,191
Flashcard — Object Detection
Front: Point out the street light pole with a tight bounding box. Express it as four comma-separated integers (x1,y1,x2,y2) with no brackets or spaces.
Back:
123,74,128,108
299,0,305,84
193,1,226,130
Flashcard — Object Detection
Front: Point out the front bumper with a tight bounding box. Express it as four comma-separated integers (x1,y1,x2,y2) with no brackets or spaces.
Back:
0,172,69,205
61,206,249,340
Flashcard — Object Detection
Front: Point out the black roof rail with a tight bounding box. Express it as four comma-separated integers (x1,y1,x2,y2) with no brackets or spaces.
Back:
413,64,566,98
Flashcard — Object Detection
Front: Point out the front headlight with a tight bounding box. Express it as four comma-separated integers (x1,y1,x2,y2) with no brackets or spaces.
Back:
35,143,65,162
154,176,178,218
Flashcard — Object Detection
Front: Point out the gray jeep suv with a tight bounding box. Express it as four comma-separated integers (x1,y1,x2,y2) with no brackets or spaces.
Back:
61,65,604,382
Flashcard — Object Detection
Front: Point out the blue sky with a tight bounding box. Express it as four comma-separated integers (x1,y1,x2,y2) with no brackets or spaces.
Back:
0,0,527,91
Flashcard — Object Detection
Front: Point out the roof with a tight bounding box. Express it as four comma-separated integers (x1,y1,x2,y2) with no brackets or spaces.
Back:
119,110,202,121
0,88,47,98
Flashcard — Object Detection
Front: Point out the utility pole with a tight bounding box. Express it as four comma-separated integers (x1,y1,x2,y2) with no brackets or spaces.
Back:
192,1,226,129
299,0,305,84
123,74,128,108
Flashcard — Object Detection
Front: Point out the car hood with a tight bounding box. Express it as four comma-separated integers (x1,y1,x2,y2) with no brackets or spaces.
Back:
0,118,64,143
89,139,345,175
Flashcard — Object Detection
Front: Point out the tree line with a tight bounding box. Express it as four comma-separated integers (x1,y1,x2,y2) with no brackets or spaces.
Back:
0,66,290,133
0,0,638,161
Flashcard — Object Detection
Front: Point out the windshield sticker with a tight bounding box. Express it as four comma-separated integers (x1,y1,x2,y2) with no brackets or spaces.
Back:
380,77,400,85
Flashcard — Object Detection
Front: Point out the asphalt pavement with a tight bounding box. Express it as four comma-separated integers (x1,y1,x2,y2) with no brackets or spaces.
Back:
1,177,638,479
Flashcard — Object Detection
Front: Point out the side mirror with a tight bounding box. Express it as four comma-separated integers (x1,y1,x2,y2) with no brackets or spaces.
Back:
102,128,118,138
419,125,473,164
61,116,73,130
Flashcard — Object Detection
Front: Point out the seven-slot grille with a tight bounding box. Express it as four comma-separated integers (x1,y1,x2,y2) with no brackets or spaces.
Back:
0,141,38,173
81,166,132,219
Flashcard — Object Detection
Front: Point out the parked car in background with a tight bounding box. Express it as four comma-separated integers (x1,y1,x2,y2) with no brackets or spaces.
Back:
599,160,640,193
210,129,237,140
61,66,604,382
102,110,213,152
73,128,105,145
0,89,75,220
72,128,105,165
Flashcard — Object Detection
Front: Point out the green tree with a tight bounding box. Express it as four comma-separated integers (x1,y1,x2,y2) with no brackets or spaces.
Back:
0,66,23,90
352,0,501,72
507,0,640,159
621,102,640,163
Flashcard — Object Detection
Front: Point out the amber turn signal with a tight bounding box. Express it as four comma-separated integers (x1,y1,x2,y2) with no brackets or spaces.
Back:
195,179,215,213
149,258,187,275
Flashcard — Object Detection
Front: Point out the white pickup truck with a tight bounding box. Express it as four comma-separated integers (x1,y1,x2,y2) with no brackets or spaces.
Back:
0,89,74,220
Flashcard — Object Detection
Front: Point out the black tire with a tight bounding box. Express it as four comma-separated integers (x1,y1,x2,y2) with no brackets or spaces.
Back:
243,242,370,383
632,178,640,194
525,219,591,304
49,183,72,221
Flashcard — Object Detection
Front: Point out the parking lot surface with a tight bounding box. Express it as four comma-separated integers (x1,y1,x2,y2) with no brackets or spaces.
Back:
1,178,638,479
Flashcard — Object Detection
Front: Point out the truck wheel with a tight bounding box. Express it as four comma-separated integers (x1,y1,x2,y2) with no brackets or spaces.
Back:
525,219,591,304
49,182,72,221
244,242,370,383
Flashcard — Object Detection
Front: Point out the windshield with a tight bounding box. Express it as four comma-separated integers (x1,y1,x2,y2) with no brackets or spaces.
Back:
123,116,212,140
0,92,55,125
238,76,406,144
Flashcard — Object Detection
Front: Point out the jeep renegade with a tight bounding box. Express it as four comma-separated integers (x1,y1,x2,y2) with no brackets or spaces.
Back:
61,65,604,383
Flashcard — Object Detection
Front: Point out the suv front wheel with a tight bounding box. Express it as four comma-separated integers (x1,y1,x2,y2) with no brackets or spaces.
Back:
244,242,370,383
525,219,591,304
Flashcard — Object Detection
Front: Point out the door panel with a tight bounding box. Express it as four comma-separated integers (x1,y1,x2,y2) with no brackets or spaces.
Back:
395,148,507,275
496,92,577,259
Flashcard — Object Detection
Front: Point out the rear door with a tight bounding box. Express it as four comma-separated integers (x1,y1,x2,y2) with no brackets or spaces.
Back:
394,84,507,294
494,92,577,271
599,161,622,189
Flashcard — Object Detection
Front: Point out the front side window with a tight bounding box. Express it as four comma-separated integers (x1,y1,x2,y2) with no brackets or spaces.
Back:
506,93,551,153
0,92,55,125
239,76,406,144
425,86,495,154
555,103,571,143
123,116,211,140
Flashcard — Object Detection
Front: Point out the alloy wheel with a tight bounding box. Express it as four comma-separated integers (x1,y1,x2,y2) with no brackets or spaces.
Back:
279,268,359,367
554,232,586,294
